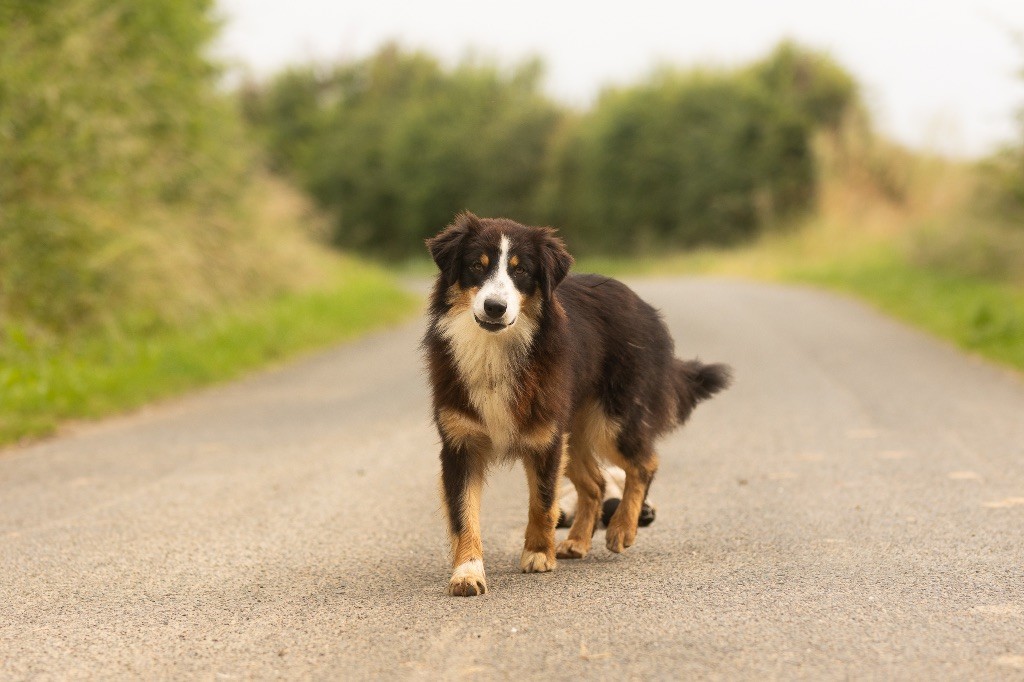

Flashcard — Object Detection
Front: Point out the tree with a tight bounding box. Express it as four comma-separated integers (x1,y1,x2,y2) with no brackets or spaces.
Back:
243,47,565,256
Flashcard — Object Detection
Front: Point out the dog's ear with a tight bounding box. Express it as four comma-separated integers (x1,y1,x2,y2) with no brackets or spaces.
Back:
536,227,574,300
426,212,481,284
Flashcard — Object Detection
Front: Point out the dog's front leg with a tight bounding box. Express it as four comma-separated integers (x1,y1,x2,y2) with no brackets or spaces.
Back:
440,440,486,596
520,433,567,573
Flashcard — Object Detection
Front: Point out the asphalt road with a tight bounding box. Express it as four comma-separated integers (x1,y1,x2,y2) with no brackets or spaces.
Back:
2,278,1024,680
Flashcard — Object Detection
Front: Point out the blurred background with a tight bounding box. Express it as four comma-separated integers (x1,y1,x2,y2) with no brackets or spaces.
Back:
1,0,1023,443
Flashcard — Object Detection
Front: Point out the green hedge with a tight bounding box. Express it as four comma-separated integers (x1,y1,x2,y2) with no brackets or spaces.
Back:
243,42,859,257
0,0,291,338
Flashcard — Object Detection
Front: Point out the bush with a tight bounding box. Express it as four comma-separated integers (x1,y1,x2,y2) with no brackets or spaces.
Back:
244,41,863,257
748,41,860,132
977,116,1024,224
914,54,1024,287
545,70,816,252
0,0,323,339
910,219,1024,286
242,46,564,257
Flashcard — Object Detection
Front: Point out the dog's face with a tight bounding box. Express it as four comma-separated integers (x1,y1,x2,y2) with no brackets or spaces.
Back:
426,213,573,334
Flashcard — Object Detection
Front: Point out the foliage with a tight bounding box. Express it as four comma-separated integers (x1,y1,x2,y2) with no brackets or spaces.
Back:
748,40,860,132
245,43,862,257
242,46,563,256
910,52,1024,286
909,217,1024,286
571,124,1024,374
975,67,1024,225
0,0,326,339
546,70,816,253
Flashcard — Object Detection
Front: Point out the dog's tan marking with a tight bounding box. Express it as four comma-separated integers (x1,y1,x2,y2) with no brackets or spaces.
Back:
520,435,566,572
574,399,623,460
557,423,607,559
520,549,555,573
449,468,484,565
996,655,1024,670
983,497,1024,508
479,253,489,268
557,401,622,558
444,283,476,314
440,461,485,596
509,254,519,268
439,409,554,455
520,420,558,451
605,451,659,553
437,408,487,448
562,400,656,554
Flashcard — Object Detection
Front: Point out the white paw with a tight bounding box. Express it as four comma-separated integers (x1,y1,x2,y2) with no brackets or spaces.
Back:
520,550,556,573
448,559,487,597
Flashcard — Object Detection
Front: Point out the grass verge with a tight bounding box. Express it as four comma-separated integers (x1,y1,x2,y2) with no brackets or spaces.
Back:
0,257,419,447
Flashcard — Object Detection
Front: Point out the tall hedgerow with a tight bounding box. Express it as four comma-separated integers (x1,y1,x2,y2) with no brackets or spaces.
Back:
544,69,816,252
0,0,321,338
242,46,564,257
246,42,861,257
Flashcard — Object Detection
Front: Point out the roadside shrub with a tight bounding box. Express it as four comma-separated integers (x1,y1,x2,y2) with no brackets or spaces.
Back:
748,41,860,132
910,219,1024,286
977,121,1024,225
545,70,816,253
244,41,864,257
0,0,324,339
915,53,1024,286
242,46,564,257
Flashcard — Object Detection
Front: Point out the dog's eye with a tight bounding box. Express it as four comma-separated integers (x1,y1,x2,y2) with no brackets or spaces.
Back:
470,262,485,273
513,266,526,276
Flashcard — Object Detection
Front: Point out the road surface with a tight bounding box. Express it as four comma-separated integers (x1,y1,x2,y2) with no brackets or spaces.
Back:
2,278,1023,679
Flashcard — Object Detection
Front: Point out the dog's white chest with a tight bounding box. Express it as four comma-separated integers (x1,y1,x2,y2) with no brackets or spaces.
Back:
441,314,530,457
458,340,520,456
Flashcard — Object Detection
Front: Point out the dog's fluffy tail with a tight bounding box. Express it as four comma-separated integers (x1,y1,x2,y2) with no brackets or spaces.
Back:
672,358,732,424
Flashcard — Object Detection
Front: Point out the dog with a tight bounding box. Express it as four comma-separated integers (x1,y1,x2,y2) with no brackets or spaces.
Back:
423,212,731,596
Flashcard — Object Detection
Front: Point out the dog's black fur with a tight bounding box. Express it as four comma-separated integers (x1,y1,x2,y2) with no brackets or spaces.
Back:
424,213,730,596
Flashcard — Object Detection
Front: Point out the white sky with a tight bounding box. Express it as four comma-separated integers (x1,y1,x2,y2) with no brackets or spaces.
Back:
214,0,1024,158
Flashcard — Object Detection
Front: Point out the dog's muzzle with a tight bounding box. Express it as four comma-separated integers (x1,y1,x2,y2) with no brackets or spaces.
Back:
474,315,513,332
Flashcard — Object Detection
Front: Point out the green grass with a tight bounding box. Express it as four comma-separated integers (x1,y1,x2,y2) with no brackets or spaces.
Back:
0,258,419,446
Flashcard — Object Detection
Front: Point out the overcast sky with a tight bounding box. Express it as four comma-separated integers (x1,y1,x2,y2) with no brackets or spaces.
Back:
214,0,1024,158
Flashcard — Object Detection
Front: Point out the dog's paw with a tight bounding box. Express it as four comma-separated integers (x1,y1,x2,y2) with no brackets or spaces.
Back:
605,521,637,553
448,559,487,597
520,549,556,573
449,576,486,597
555,537,590,559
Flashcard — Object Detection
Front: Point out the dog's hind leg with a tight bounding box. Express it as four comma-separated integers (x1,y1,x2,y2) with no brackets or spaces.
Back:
520,434,567,573
440,440,487,596
555,441,605,559
604,445,658,554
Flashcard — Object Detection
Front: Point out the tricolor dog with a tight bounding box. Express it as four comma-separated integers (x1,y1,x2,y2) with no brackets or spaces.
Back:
423,213,731,597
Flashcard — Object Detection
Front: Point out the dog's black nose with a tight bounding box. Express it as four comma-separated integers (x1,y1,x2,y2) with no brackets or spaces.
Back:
483,298,507,319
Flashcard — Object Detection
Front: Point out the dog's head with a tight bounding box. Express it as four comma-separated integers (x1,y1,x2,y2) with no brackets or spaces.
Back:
426,212,573,333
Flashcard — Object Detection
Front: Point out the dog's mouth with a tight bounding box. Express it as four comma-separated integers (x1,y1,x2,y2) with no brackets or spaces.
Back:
474,315,514,333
